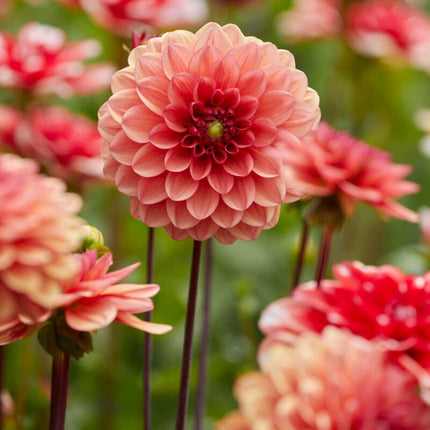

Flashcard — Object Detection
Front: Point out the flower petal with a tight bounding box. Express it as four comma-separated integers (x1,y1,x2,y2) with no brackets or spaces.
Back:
254,176,286,207
130,198,170,227
137,174,168,204
189,45,223,78
237,69,267,98
137,76,169,116
223,152,254,177
252,117,278,147
222,176,256,210
122,104,161,143
165,172,199,201
166,200,200,228
190,156,212,180
164,146,192,172
163,103,190,133
210,55,240,90
228,42,262,71
208,165,234,194
251,147,282,178
162,44,193,79
168,72,197,105
65,299,117,331
211,200,242,228
149,123,182,149
116,312,172,334
257,91,296,126
110,131,142,165
132,144,166,177
186,181,220,219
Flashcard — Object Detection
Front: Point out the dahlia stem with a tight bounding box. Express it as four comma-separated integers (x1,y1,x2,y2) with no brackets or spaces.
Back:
143,227,155,430
314,225,334,287
291,220,310,290
194,239,213,430
0,346,4,430
175,240,203,430
49,351,70,430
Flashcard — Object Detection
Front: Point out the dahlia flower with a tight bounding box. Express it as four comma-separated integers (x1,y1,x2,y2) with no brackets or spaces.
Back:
218,327,430,429
11,106,105,183
0,154,83,329
277,0,342,42
72,0,208,37
56,250,171,333
99,22,320,244
0,22,115,97
260,261,430,371
283,121,419,222
345,0,430,72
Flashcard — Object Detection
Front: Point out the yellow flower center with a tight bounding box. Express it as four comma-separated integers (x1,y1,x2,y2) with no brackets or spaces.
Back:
207,120,224,139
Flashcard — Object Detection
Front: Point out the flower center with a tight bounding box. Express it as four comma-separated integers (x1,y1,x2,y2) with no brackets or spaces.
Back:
207,120,224,139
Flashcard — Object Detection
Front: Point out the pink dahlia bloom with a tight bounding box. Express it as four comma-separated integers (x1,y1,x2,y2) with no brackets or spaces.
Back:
259,261,430,371
0,154,84,330
0,22,115,97
220,327,430,429
345,0,430,72
99,22,320,244
76,0,208,36
278,0,342,42
283,121,419,222
56,250,172,333
10,106,105,183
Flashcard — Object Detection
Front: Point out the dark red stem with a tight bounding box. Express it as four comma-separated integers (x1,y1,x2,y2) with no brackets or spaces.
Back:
291,220,310,290
315,225,334,287
49,352,70,430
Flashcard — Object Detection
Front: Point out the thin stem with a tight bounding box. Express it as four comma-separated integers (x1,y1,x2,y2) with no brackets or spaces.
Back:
194,239,213,430
314,225,334,287
175,240,203,430
291,220,310,290
49,352,70,430
0,346,4,430
143,227,155,430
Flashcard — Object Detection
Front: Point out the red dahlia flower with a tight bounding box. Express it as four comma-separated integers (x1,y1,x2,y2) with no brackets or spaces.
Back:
218,328,430,430
259,261,430,371
345,0,430,72
99,22,320,244
0,22,115,97
283,121,419,222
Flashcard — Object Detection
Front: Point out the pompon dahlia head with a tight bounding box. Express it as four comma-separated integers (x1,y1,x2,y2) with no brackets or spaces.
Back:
99,22,320,244
0,154,84,329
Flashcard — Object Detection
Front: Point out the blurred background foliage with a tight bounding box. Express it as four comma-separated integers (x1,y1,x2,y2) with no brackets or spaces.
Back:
2,0,430,429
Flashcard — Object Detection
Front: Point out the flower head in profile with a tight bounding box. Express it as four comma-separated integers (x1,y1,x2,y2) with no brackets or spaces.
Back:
283,121,419,222
345,0,430,72
68,0,208,37
259,261,430,371
99,22,320,244
277,0,342,42
218,327,430,429
57,250,171,334
0,154,83,331
0,22,115,97
10,106,105,184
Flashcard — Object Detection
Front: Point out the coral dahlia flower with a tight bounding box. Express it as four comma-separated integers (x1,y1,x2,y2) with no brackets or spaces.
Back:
283,121,419,222
278,0,342,42
11,106,105,183
219,327,430,429
75,0,208,37
259,261,430,371
0,154,84,329
345,0,430,72
56,250,171,333
99,22,320,244
0,22,115,97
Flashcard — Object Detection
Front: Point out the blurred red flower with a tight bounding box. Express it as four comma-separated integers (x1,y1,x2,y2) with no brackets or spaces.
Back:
0,22,115,97
99,22,320,243
283,121,419,222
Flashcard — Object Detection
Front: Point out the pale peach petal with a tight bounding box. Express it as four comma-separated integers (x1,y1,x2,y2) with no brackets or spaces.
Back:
110,131,142,166
149,123,182,149
211,55,241,90
208,166,234,194
164,146,193,172
195,23,233,53
257,91,296,126
237,69,267,99
111,67,136,93
222,176,256,210
135,52,164,81
229,223,263,241
189,45,223,78
163,103,190,133
214,228,237,245
190,157,212,180
263,65,292,92
242,204,277,227
162,44,193,79
107,88,140,123
115,165,139,196
132,144,166,177
228,42,262,72
137,175,168,204
252,117,278,147
122,104,161,143
131,199,171,227
223,152,254,177
65,299,117,331
116,312,172,334
137,76,170,117
186,181,220,219
254,176,286,207
166,200,200,228
165,172,199,201
252,147,282,178
187,218,219,241
211,200,243,228
168,73,197,105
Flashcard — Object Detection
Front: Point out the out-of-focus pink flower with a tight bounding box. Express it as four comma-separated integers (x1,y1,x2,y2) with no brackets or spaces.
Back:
0,105,23,148
345,0,430,72
9,106,106,183
0,154,83,332
221,327,430,429
76,0,208,36
260,261,430,371
0,0,12,18
0,22,115,97
1,390,15,418
419,207,430,247
99,22,320,244
283,121,419,222
56,250,171,333
278,0,342,42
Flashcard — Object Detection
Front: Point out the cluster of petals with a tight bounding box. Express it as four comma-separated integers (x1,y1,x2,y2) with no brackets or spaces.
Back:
99,22,320,244
0,154,84,334
345,0,430,72
56,250,172,334
259,261,430,372
216,327,430,430
58,0,208,37
3,105,106,183
282,121,419,222
277,0,342,42
0,22,115,97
